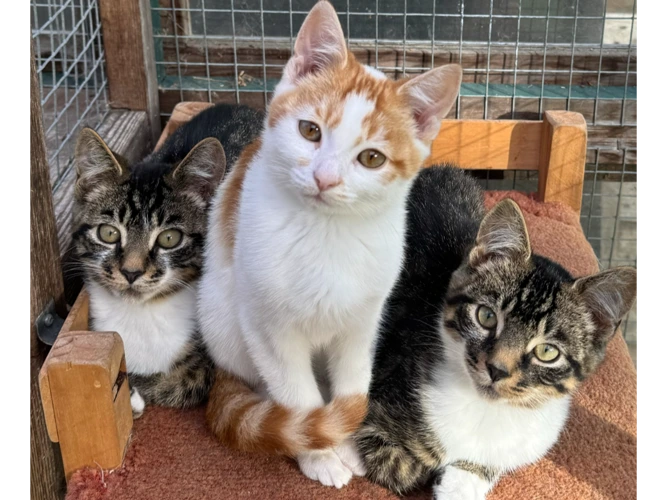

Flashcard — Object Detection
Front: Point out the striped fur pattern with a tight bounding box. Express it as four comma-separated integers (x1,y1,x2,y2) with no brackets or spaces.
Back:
72,104,262,413
356,166,637,498
199,1,462,488
128,333,214,410
206,370,368,456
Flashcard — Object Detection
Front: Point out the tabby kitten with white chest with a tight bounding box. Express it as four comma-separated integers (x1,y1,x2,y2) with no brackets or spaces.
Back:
356,166,637,499
72,104,263,415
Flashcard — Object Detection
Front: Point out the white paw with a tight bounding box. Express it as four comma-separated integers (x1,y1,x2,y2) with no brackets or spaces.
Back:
130,388,146,419
297,449,353,489
334,439,367,477
433,467,490,500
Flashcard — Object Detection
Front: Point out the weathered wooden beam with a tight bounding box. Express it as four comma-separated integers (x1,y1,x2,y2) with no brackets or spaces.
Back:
31,42,67,500
99,0,160,144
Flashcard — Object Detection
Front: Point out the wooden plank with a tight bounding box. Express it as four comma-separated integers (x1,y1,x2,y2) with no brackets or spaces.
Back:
426,119,543,170
31,43,66,500
61,289,90,336
39,332,133,479
158,40,636,87
538,111,588,213
99,0,160,143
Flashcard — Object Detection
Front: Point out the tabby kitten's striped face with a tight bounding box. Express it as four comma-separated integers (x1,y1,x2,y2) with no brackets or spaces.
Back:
443,200,636,409
72,130,225,302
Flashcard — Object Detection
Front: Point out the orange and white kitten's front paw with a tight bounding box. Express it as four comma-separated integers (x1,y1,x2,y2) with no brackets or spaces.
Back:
334,438,367,477
298,449,353,489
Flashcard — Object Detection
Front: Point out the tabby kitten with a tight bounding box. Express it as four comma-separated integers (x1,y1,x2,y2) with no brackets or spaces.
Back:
199,0,462,489
72,104,263,416
356,166,637,499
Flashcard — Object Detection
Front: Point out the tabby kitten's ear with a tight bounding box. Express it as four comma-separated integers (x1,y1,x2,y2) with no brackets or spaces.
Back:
171,138,226,204
573,267,637,340
399,64,463,142
281,1,347,86
469,199,531,267
74,128,125,200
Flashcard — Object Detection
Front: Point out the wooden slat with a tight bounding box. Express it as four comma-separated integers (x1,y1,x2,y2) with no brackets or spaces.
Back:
156,39,635,87
60,290,90,335
99,0,160,143
538,111,588,214
31,43,66,500
157,103,587,213
426,120,543,170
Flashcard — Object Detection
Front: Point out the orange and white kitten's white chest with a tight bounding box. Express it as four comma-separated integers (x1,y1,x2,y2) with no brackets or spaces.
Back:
236,157,408,338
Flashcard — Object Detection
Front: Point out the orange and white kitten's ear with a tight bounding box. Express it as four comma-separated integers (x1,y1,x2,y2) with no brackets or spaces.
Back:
281,1,347,86
399,64,463,142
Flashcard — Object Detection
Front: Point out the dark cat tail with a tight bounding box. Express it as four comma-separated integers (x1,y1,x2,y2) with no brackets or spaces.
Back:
206,369,368,457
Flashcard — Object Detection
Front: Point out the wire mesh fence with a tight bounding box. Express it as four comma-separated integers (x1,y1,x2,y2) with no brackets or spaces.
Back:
31,0,109,253
29,0,636,349
31,0,109,193
149,0,637,347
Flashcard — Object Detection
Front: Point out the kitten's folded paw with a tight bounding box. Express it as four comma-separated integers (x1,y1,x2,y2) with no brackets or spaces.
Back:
334,439,367,477
433,466,490,500
130,388,146,419
297,449,353,489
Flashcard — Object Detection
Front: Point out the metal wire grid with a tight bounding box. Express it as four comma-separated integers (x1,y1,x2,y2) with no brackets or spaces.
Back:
150,1,636,344
150,1,636,109
31,0,109,192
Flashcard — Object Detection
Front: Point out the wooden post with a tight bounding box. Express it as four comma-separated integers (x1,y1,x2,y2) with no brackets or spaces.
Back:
39,331,133,480
538,111,588,214
99,0,160,144
31,43,67,500
39,290,133,480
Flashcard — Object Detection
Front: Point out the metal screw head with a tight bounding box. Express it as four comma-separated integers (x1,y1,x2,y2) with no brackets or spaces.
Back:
44,314,54,327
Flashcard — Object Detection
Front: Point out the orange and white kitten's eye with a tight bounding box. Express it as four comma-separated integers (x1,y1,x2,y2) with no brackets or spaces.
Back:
298,120,321,142
358,149,386,169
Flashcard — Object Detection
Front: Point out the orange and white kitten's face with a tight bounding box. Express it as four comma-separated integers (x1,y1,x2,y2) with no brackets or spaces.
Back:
263,1,462,216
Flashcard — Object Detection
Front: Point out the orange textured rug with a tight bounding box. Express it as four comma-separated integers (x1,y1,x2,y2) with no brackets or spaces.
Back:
66,191,636,500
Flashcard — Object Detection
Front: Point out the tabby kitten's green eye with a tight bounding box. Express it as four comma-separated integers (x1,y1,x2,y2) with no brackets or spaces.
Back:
156,229,183,249
299,120,321,142
98,224,120,244
358,149,387,169
476,306,497,329
534,343,560,363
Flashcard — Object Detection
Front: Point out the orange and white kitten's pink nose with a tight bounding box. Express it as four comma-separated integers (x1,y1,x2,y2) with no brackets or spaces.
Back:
313,166,342,192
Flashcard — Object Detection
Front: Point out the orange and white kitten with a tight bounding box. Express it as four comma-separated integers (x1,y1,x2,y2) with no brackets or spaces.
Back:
198,0,462,488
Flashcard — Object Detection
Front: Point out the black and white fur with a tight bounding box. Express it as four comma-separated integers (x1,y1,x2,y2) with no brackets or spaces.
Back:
356,165,637,499
71,104,263,415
